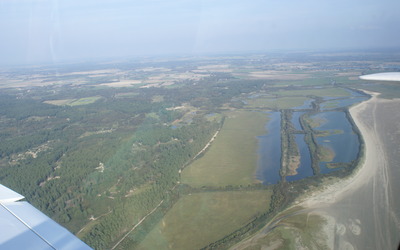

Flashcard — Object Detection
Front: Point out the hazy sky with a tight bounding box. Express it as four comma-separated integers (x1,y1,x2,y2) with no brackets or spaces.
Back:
1,0,400,65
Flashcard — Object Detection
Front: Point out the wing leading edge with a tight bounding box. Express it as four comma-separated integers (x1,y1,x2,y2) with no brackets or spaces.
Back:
0,184,91,249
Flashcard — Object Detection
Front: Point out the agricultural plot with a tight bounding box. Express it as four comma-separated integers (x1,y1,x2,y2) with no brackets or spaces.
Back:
246,96,310,109
271,87,350,98
137,190,272,250
181,110,268,187
44,96,102,106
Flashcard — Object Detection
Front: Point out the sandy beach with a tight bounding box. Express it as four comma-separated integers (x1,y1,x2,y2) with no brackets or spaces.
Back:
292,90,386,249
229,88,400,250
295,90,400,249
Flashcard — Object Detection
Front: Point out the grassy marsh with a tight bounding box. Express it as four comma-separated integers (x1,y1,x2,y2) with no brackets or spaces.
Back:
137,190,272,250
246,96,310,109
181,110,268,187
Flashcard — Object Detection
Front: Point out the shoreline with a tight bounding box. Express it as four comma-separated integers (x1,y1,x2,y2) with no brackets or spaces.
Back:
299,90,383,208
230,90,388,250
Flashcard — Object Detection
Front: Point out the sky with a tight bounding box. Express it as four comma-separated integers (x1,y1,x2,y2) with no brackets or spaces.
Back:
0,0,400,65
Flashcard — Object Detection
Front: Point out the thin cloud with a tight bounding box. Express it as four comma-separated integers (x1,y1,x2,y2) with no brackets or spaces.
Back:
0,0,399,64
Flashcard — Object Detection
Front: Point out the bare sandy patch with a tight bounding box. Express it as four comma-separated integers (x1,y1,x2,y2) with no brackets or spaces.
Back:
62,69,120,76
234,71,309,80
160,81,175,86
193,69,233,73
334,72,361,77
287,155,301,176
139,72,208,88
198,64,230,70
195,64,233,73
136,67,171,72
140,83,159,88
100,80,142,87
44,99,75,105
0,79,55,88
167,72,207,80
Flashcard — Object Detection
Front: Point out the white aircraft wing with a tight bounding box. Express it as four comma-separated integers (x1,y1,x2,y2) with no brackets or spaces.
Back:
0,184,91,249
359,72,400,81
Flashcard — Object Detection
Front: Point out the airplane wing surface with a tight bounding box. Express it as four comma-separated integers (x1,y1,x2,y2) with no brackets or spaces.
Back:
359,72,400,81
0,184,91,249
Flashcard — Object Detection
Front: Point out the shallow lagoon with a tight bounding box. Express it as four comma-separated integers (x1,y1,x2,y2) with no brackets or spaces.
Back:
256,112,282,185
257,89,367,184
312,111,360,173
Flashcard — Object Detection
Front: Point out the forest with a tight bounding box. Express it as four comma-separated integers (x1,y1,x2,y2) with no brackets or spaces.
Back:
0,64,273,249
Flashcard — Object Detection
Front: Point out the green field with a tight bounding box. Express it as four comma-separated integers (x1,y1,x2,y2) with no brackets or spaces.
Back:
246,96,310,109
273,71,362,86
137,190,272,250
151,95,164,103
44,96,102,106
181,110,268,187
275,77,333,86
353,83,400,99
272,87,350,98
321,100,340,109
69,96,102,106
